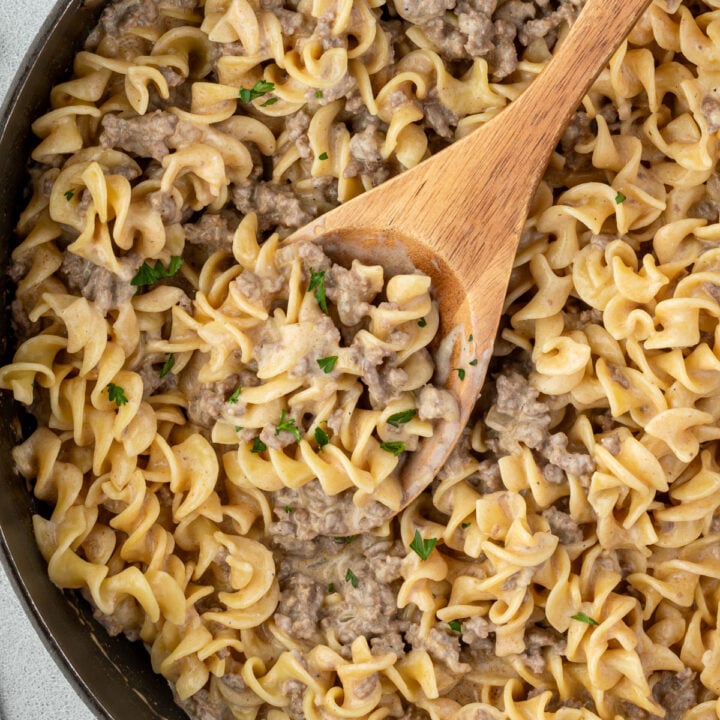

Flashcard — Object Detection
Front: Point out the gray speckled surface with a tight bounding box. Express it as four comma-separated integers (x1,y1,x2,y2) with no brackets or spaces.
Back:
0,0,98,718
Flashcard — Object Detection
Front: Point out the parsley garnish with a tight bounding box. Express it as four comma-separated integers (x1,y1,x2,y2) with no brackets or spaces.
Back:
284,505,294,514
461,522,471,529
314,426,329,450
615,191,627,204
409,529,437,560
64,189,74,201
159,353,175,378
276,409,301,442
456,368,466,380
327,582,335,593
317,355,338,373
308,268,328,313
387,409,416,427
234,426,243,432
261,96,279,106
380,441,405,456
448,620,462,633
228,387,242,404
469,359,478,366
315,90,323,98
106,383,128,407
318,151,329,160
334,535,357,545
345,568,358,588
468,334,474,342
251,437,267,453
418,318,427,327
239,79,275,103
131,257,184,287
571,612,599,626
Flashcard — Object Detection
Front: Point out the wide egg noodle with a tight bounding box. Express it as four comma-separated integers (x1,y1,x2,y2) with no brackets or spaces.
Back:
4,0,720,718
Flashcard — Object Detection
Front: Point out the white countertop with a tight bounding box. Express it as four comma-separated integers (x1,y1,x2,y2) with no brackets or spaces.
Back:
0,0,97,717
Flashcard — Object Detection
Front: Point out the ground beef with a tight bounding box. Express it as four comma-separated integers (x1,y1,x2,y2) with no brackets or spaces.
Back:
416,385,460,423
406,623,470,674
543,505,583,544
541,432,595,479
275,574,325,641
99,111,178,161
174,688,226,720
179,358,240,428
520,626,567,674
183,211,239,250
651,668,701,720
59,252,136,315
392,0,456,25
344,124,390,185
231,181,312,232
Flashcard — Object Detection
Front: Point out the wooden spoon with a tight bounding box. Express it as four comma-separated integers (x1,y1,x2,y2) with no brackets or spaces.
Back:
289,0,652,534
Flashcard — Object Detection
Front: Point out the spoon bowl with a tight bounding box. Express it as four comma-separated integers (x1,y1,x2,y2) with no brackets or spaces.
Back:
290,0,653,532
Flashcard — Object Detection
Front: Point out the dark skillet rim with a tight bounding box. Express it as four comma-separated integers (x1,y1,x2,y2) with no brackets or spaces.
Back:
0,1,185,718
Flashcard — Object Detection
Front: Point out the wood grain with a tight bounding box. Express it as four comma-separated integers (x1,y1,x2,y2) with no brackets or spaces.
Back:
290,0,653,526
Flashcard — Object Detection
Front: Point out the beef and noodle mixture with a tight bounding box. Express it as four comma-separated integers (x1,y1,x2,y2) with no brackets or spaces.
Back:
2,0,720,718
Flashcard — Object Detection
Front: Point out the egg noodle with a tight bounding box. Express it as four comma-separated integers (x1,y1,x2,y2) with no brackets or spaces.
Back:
3,0,720,718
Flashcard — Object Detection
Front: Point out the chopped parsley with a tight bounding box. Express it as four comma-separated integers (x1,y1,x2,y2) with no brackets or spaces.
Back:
260,96,279,106
106,383,128,407
284,505,294,514
461,522,471,529
315,90,323,98
159,353,175,378
380,441,405,456
314,426,329,450
468,334,474,342
250,437,267,453
228,387,242,404
448,620,462,633
456,368,466,381
318,151,329,161
239,79,275,103
234,426,243,432
334,535,357,545
571,612,599,626
409,529,437,560
387,409,416,427
276,409,301,442
345,568,358,588
327,582,335,593
418,318,427,327
615,191,627,204
317,355,338,373
131,256,184,287
64,189,74,201
469,359,478,366
308,268,328,313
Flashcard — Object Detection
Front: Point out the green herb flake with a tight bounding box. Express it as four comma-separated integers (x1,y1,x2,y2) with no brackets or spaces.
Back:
327,582,335,593
318,151,329,161
276,409,301,442
159,353,175,378
284,505,294,514
334,535,357,545
571,612,599,626
345,568,358,588
308,268,328,313
314,426,329,450
448,620,462,633
469,359,478,366
380,441,405,456
409,529,438,561
461,522,471,529
468,334,474,342
131,257,184,287
261,96,279,106
315,90,323,98
106,383,128,407
456,368,466,381
64,189,75,201
239,79,275,103
418,318,427,327
317,355,338,373
387,409,416,428
251,437,267,453
234,426,243,432
615,191,627,204
228,387,242,404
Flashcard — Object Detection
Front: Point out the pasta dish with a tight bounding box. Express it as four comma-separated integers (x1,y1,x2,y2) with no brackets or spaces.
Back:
2,0,719,718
